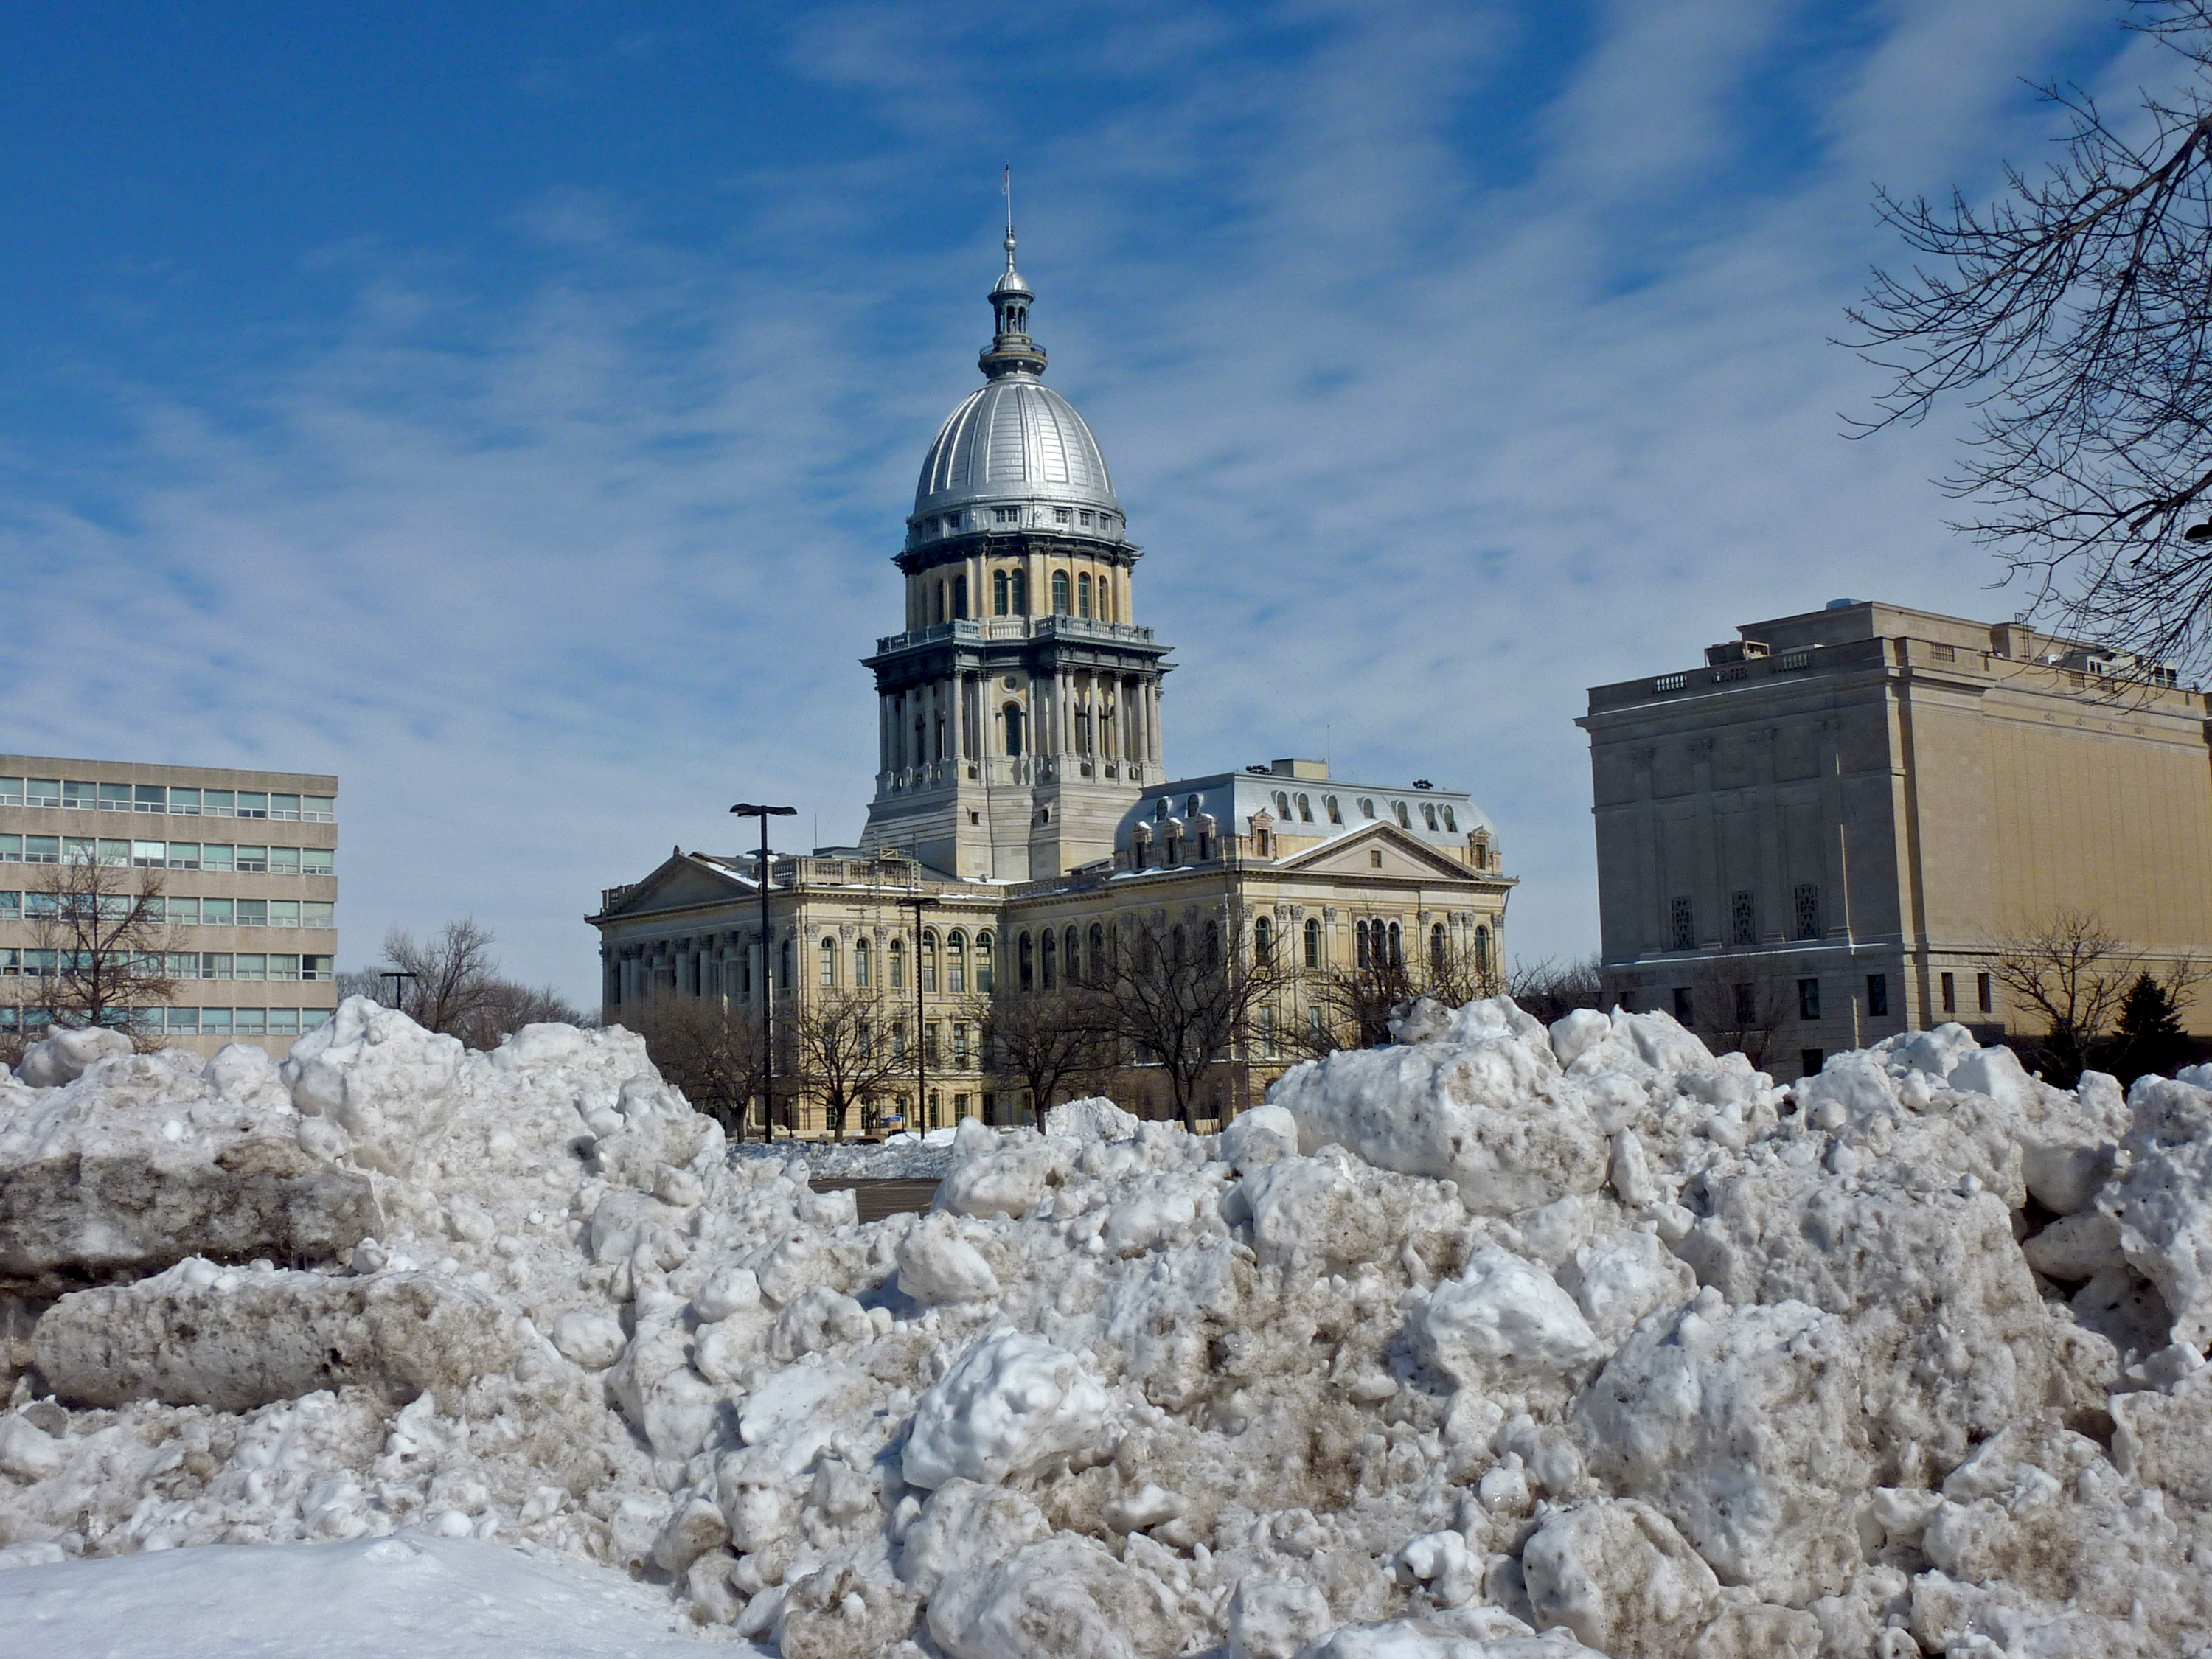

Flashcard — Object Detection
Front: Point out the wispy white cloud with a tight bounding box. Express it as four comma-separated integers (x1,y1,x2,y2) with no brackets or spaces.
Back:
0,0,2127,997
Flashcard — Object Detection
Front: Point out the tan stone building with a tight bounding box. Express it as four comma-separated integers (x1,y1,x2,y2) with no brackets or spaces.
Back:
1579,600,2212,1076
0,755,339,1057
588,232,1514,1130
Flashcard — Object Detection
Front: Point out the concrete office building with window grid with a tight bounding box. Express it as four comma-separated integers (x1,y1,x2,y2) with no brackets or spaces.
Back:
588,227,1514,1132
0,757,338,1058
1579,600,2212,1078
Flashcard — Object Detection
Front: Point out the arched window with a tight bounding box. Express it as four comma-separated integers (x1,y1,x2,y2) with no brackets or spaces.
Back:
1325,796,1342,824
1422,804,1439,830
1064,925,1081,984
1206,921,1222,967
1078,573,1093,618
1394,801,1411,830
779,937,793,990
1009,569,1027,613
1274,790,1291,818
1430,922,1447,967
1052,571,1071,613
1004,704,1024,757
1088,922,1106,981
1475,926,1492,978
855,936,872,988
1356,920,1371,968
993,570,1009,616
976,932,995,992
1441,806,1457,832
1019,931,1035,991
1254,916,1273,964
1359,797,1376,819
1186,793,1202,818
922,930,939,993
1387,921,1403,967
953,575,967,619
888,937,905,990
1170,923,1189,963
820,936,837,987
1040,929,1057,990
1296,793,1312,822
1304,917,1322,968
1154,799,1169,821
948,930,967,993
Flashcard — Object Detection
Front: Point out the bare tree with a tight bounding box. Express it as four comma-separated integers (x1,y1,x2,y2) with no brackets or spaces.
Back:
633,997,768,1138
26,858,178,1037
1992,908,2204,1085
981,987,1115,1123
349,918,588,1051
1849,1,2212,673
789,990,911,1142
1090,911,1294,1130
1688,963,1796,1071
1508,954,1605,1026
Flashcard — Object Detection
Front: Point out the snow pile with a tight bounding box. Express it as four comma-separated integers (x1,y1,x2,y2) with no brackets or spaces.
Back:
4,994,2212,1657
737,1131,959,1182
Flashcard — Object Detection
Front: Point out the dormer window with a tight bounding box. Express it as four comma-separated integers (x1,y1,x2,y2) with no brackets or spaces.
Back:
1359,798,1376,819
1394,801,1411,829
1325,796,1342,824
1442,805,1457,832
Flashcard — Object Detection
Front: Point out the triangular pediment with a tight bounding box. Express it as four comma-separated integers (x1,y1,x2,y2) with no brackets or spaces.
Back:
1277,822,1479,882
599,852,754,919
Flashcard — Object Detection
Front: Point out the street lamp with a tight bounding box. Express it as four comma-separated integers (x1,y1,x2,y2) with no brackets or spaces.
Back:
378,969,417,1018
902,891,929,1133
731,803,798,1141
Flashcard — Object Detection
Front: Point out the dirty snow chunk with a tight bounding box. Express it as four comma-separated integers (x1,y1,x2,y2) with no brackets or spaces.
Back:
282,997,467,1176
936,1139,1071,1219
549,1310,627,1369
16,1025,133,1088
1559,1229,1693,1340
1269,1004,1608,1213
1416,1246,1603,1390
0,1415,64,1481
2098,1074,2212,1347
33,1260,518,1411
1228,1571,1335,1659
1292,1621,1602,1658
1575,1292,1868,1605
1222,1103,1301,1171
1521,1500,1719,1658
928,1531,1180,1659
1043,1096,1142,1143
898,1215,1003,1305
903,1329,1113,1489
0,1531,715,1658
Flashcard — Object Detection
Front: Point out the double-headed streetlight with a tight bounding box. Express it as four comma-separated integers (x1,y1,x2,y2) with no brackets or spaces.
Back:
731,802,797,1141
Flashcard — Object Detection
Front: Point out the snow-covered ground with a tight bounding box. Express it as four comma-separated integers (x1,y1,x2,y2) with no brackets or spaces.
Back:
2,998,2211,1657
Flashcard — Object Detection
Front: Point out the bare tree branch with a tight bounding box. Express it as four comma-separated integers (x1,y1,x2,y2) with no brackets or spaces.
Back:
25,858,178,1037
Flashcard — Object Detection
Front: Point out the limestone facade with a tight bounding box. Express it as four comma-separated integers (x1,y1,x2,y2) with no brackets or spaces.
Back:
1580,600,2212,1077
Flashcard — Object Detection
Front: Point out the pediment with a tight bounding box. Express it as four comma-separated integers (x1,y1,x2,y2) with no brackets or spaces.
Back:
1277,823,1478,883
602,852,753,919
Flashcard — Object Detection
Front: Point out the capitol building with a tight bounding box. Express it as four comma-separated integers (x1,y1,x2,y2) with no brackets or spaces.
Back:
589,225,1514,1130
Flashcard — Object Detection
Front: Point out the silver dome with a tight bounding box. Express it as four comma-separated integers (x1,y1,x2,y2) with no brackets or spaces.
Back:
910,374,1121,527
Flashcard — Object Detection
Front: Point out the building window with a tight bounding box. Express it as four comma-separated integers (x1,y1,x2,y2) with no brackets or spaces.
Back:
1358,797,1376,818
1733,981,1754,1024
1386,922,1402,967
1798,977,1821,1020
994,570,1009,615
1422,804,1439,831
1866,973,1888,1017
1441,806,1456,832
1356,920,1371,968
1977,971,1993,1014
1368,849,1382,868
952,575,968,619
953,1023,970,1063
1801,1048,1824,1077
1040,929,1057,990
1394,801,1411,829
820,937,837,987
1672,987,1694,1026
1088,923,1105,981
1940,970,1955,1013
1305,917,1323,968
856,936,871,988
779,939,793,990
1019,931,1034,991
977,931,995,992
1063,925,1081,984
1430,922,1446,967
1051,571,1071,613
1475,925,1491,978
1275,790,1291,818
947,931,967,993
1255,916,1273,964
1054,507,1071,524
1325,796,1342,824
1009,570,1027,613
1004,703,1024,757
1294,793,1310,822
888,938,904,990
1793,883,1820,939
1259,1004,1277,1057
922,931,939,993
1669,896,1695,951
1078,572,1092,617
1730,889,1756,946
995,507,1019,524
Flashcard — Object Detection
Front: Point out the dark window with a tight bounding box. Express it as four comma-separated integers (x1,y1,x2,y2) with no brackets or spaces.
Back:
1304,918,1322,968
1255,917,1273,964
1733,982,1753,1024
1672,987,1694,1026
1356,920,1371,967
1800,1048,1824,1077
1977,972,1993,1014
952,575,968,619
1798,977,1820,1020
1866,973,1888,1017
1793,883,1820,939
1669,896,1694,951
993,570,1009,615
1730,888,1756,946
1385,922,1402,967
1941,971,1955,1013
1019,932,1034,991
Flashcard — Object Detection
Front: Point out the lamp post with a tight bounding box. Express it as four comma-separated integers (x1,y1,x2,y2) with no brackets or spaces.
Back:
902,891,929,1133
378,969,417,1020
731,803,797,1141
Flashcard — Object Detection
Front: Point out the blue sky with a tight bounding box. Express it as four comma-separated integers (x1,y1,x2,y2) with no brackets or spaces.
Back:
0,1,2156,1003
